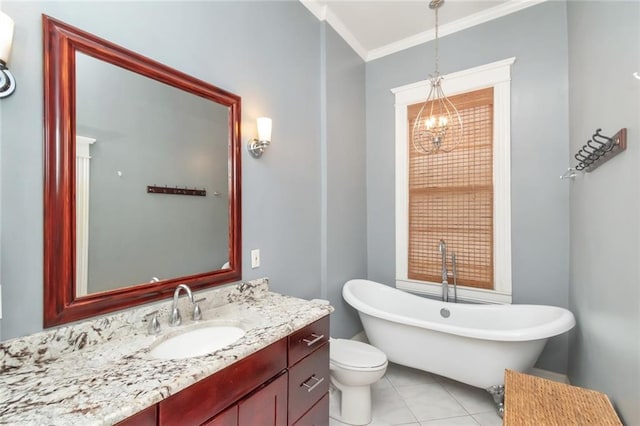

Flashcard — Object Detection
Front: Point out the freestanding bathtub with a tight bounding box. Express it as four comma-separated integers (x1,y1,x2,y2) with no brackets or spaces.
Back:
343,279,575,390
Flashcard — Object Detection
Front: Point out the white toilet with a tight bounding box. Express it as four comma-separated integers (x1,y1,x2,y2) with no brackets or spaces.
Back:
329,338,388,425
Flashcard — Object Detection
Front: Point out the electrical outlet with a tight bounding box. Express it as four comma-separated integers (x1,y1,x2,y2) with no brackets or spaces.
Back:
251,249,260,269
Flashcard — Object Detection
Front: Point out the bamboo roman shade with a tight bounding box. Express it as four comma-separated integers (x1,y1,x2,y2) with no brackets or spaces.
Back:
407,87,494,289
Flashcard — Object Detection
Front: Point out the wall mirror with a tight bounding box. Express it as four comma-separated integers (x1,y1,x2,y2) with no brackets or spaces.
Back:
43,15,242,327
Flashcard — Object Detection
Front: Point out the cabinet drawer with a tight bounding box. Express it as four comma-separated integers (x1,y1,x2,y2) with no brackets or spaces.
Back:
292,392,329,426
159,338,287,426
288,343,329,424
288,316,330,367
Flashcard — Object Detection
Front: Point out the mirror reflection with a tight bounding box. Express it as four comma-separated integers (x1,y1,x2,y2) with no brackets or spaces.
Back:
75,53,230,296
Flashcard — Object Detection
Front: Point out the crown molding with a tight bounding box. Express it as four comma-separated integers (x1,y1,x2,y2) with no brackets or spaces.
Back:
301,0,547,63
324,6,368,60
299,0,326,21
368,0,546,61
300,0,370,61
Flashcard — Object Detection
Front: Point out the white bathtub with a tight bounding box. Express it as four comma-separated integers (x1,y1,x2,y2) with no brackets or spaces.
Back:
343,279,575,389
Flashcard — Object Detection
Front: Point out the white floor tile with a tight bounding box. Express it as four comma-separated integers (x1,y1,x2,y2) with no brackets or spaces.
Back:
471,411,503,426
385,363,438,388
371,386,419,425
396,383,468,421
329,362,503,426
330,384,417,426
373,376,394,391
329,417,348,426
430,373,461,387
369,421,420,426
420,415,480,425
440,380,496,414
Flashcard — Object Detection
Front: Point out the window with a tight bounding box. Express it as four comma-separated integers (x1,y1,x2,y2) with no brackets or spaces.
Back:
393,58,515,304
408,87,494,289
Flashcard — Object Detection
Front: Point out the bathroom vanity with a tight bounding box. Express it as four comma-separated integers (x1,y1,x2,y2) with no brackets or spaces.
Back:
0,16,334,426
120,316,330,426
0,279,332,425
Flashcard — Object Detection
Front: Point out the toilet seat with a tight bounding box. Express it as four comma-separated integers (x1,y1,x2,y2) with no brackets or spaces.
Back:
330,339,387,370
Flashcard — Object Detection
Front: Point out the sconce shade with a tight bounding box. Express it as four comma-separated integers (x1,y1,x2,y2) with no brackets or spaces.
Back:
0,11,16,99
247,117,273,158
257,117,272,142
0,11,14,64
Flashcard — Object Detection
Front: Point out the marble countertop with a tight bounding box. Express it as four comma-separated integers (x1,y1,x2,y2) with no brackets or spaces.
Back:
0,278,334,425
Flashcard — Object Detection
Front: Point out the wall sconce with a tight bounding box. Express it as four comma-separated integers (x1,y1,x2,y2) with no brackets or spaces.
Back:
247,117,272,158
0,11,16,99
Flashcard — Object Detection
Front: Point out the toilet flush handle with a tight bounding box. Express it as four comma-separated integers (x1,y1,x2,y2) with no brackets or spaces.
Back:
302,333,325,347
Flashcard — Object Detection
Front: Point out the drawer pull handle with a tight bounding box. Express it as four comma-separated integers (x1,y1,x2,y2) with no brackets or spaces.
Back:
302,333,325,347
301,375,325,393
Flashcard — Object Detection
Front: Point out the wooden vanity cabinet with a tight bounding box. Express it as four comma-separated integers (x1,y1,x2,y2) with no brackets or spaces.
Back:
158,338,287,426
118,315,330,426
202,405,237,426
237,372,288,425
292,393,329,426
287,316,330,425
205,372,287,426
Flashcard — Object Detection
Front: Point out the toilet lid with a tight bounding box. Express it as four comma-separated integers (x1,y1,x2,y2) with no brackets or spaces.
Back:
330,339,387,369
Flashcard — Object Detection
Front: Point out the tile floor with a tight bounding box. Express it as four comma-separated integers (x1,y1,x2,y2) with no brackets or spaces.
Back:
329,362,503,426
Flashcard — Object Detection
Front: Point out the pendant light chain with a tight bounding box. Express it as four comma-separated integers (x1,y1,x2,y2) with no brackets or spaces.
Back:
434,4,439,77
411,0,464,155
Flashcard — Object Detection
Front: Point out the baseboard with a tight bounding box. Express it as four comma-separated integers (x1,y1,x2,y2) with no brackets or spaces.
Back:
528,367,570,384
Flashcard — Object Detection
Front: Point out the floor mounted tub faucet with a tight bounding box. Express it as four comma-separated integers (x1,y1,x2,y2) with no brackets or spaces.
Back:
439,239,449,302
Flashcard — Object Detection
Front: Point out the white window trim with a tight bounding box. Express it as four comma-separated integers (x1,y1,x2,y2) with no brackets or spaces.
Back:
392,57,515,304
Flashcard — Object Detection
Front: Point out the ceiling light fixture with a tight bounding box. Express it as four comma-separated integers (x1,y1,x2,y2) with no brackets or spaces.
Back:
411,0,463,154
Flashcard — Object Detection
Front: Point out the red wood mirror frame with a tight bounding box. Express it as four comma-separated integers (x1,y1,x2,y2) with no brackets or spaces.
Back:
43,15,242,327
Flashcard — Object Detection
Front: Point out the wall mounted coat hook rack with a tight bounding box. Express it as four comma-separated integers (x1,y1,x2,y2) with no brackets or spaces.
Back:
572,128,627,173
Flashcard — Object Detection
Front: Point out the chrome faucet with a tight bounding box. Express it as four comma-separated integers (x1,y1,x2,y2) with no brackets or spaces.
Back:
169,284,202,326
144,310,161,335
451,252,458,304
439,239,449,302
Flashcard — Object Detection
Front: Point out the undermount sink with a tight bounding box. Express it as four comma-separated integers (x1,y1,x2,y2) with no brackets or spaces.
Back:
150,323,246,360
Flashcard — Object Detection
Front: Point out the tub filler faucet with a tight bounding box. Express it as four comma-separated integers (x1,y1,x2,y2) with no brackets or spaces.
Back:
439,239,449,302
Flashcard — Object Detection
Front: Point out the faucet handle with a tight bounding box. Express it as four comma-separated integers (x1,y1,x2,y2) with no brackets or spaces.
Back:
192,297,205,321
144,310,161,335
169,307,181,327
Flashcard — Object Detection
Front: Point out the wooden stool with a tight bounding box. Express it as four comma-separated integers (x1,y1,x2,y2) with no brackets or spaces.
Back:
503,369,622,425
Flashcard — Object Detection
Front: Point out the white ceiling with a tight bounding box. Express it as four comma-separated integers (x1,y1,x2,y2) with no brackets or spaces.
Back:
300,0,546,61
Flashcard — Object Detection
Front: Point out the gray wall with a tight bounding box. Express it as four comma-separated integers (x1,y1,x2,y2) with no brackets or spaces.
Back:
322,23,367,339
0,1,364,340
567,2,640,424
365,1,571,373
